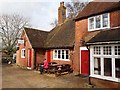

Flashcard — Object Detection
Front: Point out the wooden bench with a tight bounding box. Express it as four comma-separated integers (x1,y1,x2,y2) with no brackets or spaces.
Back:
55,64,73,76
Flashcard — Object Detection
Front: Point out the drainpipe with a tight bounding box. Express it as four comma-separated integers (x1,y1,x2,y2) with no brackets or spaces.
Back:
86,45,92,85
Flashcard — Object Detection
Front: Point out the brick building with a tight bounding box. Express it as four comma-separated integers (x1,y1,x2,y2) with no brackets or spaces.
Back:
16,1,120,88
16,2,75,69
75,1,120,88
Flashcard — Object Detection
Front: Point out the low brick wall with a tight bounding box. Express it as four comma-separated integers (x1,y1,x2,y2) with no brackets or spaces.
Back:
90,77,120,88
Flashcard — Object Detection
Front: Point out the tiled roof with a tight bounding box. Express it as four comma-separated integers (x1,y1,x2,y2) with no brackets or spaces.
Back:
75,1,120,21
86,28,120,45
24,27,48,48
45,19,75,49
24,19,75,49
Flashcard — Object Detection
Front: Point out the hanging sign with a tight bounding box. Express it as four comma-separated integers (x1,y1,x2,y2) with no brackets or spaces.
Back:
18,40,24,44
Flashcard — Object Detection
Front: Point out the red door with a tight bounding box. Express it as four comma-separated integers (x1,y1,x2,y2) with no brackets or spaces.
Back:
28,49,32,67
47,50,51,62
81,50,89,75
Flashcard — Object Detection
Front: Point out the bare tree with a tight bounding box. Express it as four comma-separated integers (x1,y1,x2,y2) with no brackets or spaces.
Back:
66,1,88,18
0,14,30,62
50,1,88,27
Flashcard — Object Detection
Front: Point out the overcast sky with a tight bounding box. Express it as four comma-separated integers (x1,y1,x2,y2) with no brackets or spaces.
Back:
0,0,89,31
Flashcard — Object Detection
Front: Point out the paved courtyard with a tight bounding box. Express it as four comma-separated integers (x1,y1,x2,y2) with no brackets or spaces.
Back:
2,64,90,88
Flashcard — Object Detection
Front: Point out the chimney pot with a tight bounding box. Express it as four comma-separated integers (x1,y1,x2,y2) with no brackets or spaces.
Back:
60,2,64,6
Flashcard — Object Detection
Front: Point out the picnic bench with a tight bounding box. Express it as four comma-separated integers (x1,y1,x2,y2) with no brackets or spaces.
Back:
48,63,73,76
38,62,73,76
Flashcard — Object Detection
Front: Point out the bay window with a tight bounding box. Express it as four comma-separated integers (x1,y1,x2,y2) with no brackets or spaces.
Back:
94,57,101,75
53,49,69,61
103,46,111,55
90,45,120,82
115,46,120,55
94,46,100,55
104,58,112,76
88,13,110,31
115,58,120,78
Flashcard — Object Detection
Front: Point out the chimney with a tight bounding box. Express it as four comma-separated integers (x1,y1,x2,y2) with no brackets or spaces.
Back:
58,2,66,25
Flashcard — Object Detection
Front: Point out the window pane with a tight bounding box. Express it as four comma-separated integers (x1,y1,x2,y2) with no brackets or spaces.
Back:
103,46,111,55
54,50,57,58
115,46,120,55
58,50,61,59
66,50,69,59
94,57,101,75
115,46,117,55
62,50,64,59
94,46,101,55
103,13,108,27
118,46,120,55
24,50,25,57
104,58,112,76
89,18,94,29
21,49,25,58
22,50,23,56
96,16,101,28
115,58,120,78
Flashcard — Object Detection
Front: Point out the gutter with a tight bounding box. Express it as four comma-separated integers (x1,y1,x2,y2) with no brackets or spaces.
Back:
86,41,120,45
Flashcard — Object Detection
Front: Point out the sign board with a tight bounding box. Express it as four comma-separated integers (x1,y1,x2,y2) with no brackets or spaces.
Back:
18,40,24,44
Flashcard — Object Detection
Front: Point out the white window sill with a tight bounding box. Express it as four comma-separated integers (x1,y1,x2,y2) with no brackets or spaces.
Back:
21,56,25,58
53,58,70,61
88,27,110,32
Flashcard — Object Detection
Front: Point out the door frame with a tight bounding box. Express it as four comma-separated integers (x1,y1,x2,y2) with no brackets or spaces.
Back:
80,47,88,74
47,50,51,62
27,48,32,69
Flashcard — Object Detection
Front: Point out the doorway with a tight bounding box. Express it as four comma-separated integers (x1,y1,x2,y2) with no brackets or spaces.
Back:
80,47,89,76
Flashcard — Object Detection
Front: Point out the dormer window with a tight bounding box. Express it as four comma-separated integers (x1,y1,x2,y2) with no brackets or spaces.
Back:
89,18,94,29
88,13,110,31
103,13,109,27
96,16,101,28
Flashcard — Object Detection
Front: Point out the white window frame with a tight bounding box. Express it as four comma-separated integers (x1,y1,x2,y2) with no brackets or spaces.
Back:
53,49,70,61
90,45,120,82
88,13,110,31
21,48,25,58
115,46,120,55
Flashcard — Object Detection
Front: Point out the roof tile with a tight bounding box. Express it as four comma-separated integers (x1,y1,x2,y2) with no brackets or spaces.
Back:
75,1,120,20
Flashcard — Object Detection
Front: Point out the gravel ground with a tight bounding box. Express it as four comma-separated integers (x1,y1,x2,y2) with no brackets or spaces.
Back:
2,64,90,88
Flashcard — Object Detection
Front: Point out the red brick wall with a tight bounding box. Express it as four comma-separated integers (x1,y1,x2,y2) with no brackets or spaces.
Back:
16,31,34,69
74,19,88,75
90,77,120,88
16,31,46,69
74,10,120,75
110,10,120,27
36,49,45,65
